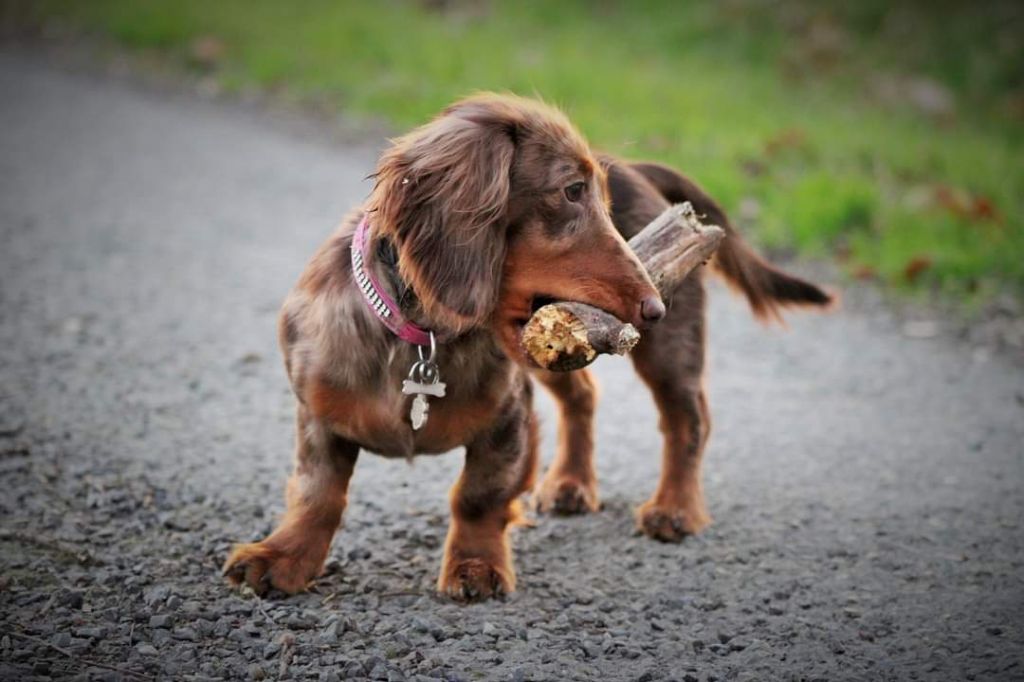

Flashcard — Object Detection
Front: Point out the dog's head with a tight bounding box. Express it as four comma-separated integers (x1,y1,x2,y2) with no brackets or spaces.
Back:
369,93,662,358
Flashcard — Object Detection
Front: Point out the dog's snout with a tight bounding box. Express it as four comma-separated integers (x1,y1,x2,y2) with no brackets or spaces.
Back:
638,294,666,328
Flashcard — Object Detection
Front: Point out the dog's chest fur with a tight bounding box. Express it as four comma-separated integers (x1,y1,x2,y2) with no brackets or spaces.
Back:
281,216,526,460
304,329,519,459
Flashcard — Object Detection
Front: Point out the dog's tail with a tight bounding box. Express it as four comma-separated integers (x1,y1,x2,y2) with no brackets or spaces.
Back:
631,162,836,323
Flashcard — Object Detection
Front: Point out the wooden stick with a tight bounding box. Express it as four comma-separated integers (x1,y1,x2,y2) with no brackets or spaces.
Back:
521,301,642,371
629,202,725,299
521,203,724,371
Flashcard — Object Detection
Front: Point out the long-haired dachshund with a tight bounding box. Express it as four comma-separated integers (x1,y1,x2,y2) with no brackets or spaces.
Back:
223,93,832,601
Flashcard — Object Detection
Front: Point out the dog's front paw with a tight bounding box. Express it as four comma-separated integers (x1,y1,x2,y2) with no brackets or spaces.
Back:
534,475,599,515
437,557,513,602
222,541,323,595
635,499,712,542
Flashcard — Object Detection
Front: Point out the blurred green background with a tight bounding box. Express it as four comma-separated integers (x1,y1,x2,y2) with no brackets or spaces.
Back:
11,0,1023,302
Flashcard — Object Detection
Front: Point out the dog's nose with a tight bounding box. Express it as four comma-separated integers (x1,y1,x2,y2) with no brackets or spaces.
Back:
639,294,666,327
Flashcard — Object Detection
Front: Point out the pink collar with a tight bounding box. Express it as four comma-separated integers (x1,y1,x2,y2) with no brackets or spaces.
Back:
351,215,433,347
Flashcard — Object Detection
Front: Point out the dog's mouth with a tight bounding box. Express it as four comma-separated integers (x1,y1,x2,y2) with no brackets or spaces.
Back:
507,294,557,331
498,294,554,368
530,295,558,316
509,294,559,333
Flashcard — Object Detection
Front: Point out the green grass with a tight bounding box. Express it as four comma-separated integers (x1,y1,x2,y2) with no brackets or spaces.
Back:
22,0,1024,300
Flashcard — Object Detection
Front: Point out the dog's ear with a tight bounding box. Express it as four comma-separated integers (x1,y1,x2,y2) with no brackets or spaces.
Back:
370,100,519,333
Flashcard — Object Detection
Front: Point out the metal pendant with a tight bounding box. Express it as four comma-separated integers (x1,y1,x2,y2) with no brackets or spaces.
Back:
401,332,445,430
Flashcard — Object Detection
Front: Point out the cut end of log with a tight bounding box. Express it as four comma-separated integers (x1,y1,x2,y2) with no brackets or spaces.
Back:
521,304,638,371
616,324,641,352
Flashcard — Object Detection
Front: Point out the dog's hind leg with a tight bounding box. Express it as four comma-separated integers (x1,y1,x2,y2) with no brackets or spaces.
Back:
438,378,538,601
531,369,601,514
630,273,713,541
224,405,358,594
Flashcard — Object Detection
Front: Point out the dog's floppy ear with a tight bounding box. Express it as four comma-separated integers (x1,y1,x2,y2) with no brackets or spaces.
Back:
370,99,519,333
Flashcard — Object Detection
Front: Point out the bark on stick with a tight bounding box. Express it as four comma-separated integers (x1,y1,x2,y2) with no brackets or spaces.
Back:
521,202,724,371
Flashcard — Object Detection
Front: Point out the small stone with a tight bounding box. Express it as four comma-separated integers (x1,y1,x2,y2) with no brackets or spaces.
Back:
227,630,249,644
342,661,367,679
172,627,198,641
143,586,171,607
161,514,193,531
409,617,432,634
136,643,158,656
320,620,346,645
74,627,105,639
481,622,498,637
285,612,316,629
698,599,724,612
248,664,267,680
151,629,173,646
182,600,204,615
149,615,173,629
57,589,85,609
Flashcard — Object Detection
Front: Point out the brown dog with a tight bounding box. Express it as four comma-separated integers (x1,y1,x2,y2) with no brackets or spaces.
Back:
223,93,831,600
533,159,833,540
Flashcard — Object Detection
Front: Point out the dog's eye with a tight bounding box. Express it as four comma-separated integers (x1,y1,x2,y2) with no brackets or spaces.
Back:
564,182,585,203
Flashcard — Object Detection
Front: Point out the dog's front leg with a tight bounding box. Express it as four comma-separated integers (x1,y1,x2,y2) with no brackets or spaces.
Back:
531,369,601,514
630,276,712,541
438,384,538,601
224,405,358,594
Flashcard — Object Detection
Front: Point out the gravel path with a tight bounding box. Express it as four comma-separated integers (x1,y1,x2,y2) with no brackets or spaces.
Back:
1,50,1022,682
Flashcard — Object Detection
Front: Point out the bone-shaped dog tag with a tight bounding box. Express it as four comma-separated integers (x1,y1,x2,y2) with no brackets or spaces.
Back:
409,393,429,430
402,378,447,430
